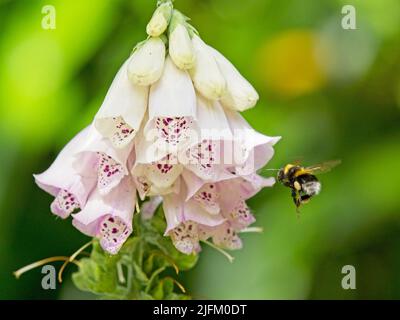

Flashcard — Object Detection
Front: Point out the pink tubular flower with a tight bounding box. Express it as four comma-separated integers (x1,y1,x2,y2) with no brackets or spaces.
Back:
73,125,133,196
72,176,136,255
94,57,149,149
162,171,275,255
179,96,233,182
132,140,183,200
144,57,197,153
34,127,97,219
162,187,225,254
224,110,281,175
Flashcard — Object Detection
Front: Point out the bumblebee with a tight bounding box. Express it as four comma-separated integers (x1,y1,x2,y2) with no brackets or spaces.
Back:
277,160,341,211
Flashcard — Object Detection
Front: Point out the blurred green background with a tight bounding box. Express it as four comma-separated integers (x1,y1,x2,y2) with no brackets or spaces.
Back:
0,0,399,299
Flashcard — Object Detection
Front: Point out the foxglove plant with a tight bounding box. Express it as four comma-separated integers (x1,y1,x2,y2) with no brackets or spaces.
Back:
17,0,280,300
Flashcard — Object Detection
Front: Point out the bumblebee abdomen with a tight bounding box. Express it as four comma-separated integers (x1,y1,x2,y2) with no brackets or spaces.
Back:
297,174,321,195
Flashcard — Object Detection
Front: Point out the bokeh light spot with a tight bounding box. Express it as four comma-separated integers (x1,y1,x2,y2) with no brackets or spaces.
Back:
256,30,326,98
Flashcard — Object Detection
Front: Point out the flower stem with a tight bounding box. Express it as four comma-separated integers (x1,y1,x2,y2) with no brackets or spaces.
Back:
161,276,186,293
117,262,126,284
58,240,94,283
13,256,79,279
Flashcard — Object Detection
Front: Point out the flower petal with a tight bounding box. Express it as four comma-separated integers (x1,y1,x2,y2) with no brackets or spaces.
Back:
146,1,173,37
184,200,225,228
212,223,243,250
50,190,80,219
181,169,205,200
225,201,255,229
180,98,234,181
145,159,183,189
132,164,181,200
34,126,96,218
72,177,135,254
74,126,132,195
96,152,125,195
190,35,226,100
145,57,196,152
94,58,148,148
163,191,185,233
148,57,196,119
169,17,195,70
210,46,259,111
128,37,166,86
141,196,163,220
192,183,220,215
225,109,281,172
169,221,201,255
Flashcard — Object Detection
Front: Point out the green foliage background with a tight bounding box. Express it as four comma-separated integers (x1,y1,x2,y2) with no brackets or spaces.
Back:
0,0,399,299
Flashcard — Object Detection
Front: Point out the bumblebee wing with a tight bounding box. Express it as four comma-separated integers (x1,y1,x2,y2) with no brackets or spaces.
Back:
304,159,342,175
291,157,304,166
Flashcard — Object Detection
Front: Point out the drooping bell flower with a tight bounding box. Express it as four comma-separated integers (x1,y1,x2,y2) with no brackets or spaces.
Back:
132,154,183,200
162,186,225,254
32,0,283,262
72,176,136,255
209,46,259,112
168,10,195,70
224,109,281,175
189,35,226,100
146,1,173,37
94,57,148,149
133,126,183,200
72,125,134,196
179,95,233,182
163,171,275,254
34,127,97,219
144,57,197,153
127,37,166,86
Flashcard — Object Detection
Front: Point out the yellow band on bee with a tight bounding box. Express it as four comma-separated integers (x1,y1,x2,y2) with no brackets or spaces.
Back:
283,164,294,175
293,167,311,178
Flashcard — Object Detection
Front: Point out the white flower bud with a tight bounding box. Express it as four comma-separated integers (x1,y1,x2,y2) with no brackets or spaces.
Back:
127,37,166,86
189,35,226,100
210,47,259,111
146,2,173,37
169,11,195,70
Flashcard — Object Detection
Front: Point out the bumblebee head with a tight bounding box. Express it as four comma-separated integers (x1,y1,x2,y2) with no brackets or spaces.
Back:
277,168,285,182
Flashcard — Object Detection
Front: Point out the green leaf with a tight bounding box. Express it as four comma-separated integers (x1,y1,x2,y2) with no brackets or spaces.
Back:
133,261,149,284
151,281,165,300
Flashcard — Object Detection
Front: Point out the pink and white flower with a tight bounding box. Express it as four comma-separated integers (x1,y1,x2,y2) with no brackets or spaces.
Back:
94,57,148,149
34,127,97,219
34,3,281,258
179,96,233,181
72,176,136,254
163,172,275,254
144,57,197,153
73,125,133,196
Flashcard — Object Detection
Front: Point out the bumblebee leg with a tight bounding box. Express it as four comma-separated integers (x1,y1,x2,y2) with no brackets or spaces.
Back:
291,189,301,213
300,194,312,204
